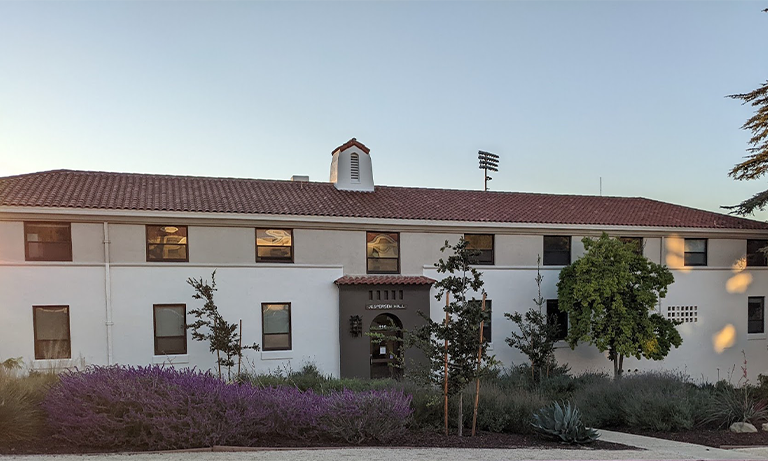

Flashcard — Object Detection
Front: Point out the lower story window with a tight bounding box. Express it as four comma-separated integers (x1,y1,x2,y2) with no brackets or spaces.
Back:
33,305,71,359
153,304,187,355
547,299,568,341
262,303,291,351
748,297,765,334
469,299,492,343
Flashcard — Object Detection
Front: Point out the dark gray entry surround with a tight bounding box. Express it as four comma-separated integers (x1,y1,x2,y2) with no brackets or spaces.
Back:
336,278,433,379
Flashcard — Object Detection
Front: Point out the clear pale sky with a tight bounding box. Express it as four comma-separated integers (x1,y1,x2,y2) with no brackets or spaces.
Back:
1,1,767,220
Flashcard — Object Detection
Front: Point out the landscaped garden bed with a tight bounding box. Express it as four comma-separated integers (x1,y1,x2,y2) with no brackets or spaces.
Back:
621,428,768,449
6,360,768,455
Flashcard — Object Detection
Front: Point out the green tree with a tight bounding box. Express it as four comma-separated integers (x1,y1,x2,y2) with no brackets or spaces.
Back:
186,271,259,380
725,79,768,215
725,7,768,216
556,234,681,378
408,239,492,436
505,256,560,383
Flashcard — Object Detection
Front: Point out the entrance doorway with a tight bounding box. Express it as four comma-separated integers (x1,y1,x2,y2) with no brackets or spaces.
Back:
369,313,403,379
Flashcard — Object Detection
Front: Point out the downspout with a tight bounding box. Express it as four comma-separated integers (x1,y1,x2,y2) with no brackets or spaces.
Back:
103,222,114,365
659,236,664,314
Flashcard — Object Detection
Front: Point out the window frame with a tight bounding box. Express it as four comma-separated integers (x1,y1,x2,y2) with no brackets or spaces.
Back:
261,302,292,351
748,297,765,334
24,222,73,262
146,225,189,263
747,240,768,267
255,228,294,263
153,304,187,356
33,305,71,360
366,231,400,274
546,299,568,341
543,236,572,266
683,238,708,267
464,234,495,265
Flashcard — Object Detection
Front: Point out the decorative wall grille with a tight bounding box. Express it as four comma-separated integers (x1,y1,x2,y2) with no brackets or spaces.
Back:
667,305,698,323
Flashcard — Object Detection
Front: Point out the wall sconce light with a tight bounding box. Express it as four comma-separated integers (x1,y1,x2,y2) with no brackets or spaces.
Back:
349,315,363,337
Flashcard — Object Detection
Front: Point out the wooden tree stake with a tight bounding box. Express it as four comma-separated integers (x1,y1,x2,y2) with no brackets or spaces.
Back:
444,292,450,437
471,292,486,436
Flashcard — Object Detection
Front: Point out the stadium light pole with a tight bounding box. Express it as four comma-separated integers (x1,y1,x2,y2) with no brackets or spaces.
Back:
478,151,499,191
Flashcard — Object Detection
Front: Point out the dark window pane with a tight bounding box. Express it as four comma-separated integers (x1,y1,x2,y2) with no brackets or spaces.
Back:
263,334,291,350
465,234,494,265
34,306,71,360
368,258,399,273
543,236,571,266
257,247,292,259
155,337,186,355
747,240,768,267
684,252,707,266
546,300,568,341
684,239,706,253
25,223,72,261
482,301,492,343
749,297,764,334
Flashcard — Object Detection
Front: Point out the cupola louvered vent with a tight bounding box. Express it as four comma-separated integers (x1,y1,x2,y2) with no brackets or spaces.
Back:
350,153,360,181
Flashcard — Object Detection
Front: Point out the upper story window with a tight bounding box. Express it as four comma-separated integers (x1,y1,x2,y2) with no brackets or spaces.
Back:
25,222,72,261
464,234,494,265
256,229,294,263
684,238,707,266
547,299,568,341
262,303,291,351
153,304,187,355
146,225,188,262
367,232,400,274
619,237,643,256
747,240,768,267
33,305,71,360
543,236,571,266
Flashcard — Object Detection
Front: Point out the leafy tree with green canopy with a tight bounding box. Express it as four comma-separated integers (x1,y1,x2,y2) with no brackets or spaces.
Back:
556,234,681,378
724,10,768,215
407,239,493,436
187,271,259,380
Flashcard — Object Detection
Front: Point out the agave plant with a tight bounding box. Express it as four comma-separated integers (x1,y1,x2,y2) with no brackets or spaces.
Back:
532,400,599,444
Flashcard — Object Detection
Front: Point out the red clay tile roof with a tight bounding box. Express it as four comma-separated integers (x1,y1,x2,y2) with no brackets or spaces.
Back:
333,138,370,155
1,169,767,230
335,275,436,286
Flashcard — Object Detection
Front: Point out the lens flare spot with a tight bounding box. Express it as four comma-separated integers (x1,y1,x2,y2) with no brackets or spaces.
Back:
665,237,688,272
713,324,736,354
726,273,753,293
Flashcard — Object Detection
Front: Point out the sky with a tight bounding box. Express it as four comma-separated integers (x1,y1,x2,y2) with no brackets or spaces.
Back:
1,1,767,220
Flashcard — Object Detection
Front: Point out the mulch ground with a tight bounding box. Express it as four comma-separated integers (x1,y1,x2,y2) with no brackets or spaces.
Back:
619,427,768,448
0,430,631,455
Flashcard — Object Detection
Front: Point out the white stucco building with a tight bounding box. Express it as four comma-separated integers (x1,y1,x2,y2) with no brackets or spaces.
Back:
2,138,768,382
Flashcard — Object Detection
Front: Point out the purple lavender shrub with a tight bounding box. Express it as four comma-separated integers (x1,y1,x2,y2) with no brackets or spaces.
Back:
43,365,413,450
318,389,413,444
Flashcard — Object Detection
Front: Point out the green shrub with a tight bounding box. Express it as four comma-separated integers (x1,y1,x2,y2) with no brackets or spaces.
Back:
0,371,59,444
703,386,768,428
532,401,599,444
239,363,397,394
468,384,546,434
574,371,714,431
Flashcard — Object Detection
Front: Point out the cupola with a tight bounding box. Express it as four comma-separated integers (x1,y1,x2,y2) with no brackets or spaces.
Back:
329,138,374,192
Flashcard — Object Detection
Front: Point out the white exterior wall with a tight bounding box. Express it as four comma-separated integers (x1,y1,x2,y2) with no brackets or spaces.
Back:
109,265,342,376
2,214,767,382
